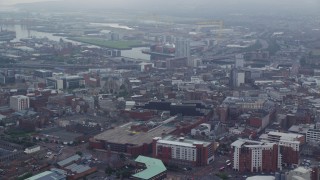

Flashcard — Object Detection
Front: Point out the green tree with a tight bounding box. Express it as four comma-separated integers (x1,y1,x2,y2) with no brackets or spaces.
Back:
105,166,114,176
76,151,83,156
217,173,228,180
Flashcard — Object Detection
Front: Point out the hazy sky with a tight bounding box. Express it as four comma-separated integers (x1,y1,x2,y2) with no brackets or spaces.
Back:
1,0,318,6
1,0,319,16
0,0,318,7
0,0,50,5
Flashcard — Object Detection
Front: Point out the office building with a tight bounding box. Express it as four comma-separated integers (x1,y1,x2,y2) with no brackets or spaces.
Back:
306,128,320,143
222,96,266,110
230,68,245,88
46,76,85,90
34,70,53,79
46,77,64,90
152,136,215,166
62,76,85,89
10,95,30,112
175,38,190,59
235,54,244,68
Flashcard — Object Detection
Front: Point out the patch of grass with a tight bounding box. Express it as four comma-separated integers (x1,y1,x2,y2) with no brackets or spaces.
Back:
6,130,34,138
69,37,144,49
216,173,229,180
17,172,33,180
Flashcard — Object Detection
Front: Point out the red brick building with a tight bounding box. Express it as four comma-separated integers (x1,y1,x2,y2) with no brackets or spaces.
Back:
260,131,304,166
231,139,279,173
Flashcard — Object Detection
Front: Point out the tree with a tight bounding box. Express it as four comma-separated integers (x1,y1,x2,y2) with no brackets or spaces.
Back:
119,153,126,161
76,151,83,156
105,166,114,176
216,173,228,180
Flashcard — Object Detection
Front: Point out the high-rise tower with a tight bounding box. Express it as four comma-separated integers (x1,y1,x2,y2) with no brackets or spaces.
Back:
175,38,190,59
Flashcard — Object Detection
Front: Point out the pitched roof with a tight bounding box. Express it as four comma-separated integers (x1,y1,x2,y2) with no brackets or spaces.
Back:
132,156,166,180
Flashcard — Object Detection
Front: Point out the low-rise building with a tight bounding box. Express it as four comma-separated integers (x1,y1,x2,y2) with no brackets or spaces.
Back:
286,166,315,180
191,123,211,137
24,145,40,154
90,122,176,156
26,170,66,180
132,156,167,180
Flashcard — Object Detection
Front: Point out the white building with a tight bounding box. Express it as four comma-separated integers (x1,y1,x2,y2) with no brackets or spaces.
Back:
289,124,314,136
237,71,245,87
230,68,246,88
306,129,320,143
222,96,266,110
235,54,244,68
246,176,275,180
286,166,313,180
229,126,245,135
10,95,30,112
153,136,214,165
24,145,40,154
191,123,211,136
190,76,203,84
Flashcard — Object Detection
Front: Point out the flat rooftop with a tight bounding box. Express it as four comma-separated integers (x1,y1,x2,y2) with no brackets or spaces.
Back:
231,139,275,148
36,69,52,73
267,131,304,140
57,154,81,167
157,135,212,147
133,156,166,180
41,128,83,142
94,123,176,146
26,171,66,180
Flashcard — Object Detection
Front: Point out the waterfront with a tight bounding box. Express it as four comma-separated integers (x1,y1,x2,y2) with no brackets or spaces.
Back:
1,25,79,44
1,24,150,60
122,47,150,60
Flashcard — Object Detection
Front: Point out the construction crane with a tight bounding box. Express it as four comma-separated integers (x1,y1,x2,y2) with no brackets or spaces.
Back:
196,20,224,44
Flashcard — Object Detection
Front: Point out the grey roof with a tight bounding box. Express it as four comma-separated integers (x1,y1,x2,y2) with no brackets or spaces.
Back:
26,171,66,180
57,154,81,167
65,163,91,174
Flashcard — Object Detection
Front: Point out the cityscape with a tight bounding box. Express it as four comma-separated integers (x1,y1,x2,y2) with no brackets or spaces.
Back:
0,0,320,180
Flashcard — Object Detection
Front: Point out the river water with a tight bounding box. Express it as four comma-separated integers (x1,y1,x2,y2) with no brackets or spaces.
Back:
2,24,150,60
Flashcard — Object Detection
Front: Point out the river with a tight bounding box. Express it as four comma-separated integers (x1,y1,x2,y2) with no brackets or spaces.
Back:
1,24,150,60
